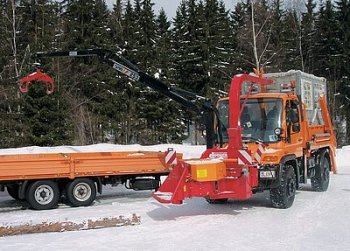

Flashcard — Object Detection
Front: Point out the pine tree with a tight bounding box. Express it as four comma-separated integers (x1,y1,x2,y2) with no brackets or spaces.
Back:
155,8,171,79
172,0,206,94
171,0,188,86
56,0,117,144
301,0,317,72
133,0,183,144
231,1,251,72
22,82,72,145
281,10,302,70
312,1,344,144
109,0,124,46
201,0,234,98
20,0,73,146
115,0,140,144
153,8,187,143
267,0,285,71
0,1,19,147
314,0,339,78
334,0,350,144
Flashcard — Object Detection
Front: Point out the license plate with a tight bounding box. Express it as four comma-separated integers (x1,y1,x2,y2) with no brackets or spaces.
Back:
260,170,276,178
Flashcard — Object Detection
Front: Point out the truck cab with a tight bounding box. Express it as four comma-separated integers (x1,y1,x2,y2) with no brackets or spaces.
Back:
216,92,304,187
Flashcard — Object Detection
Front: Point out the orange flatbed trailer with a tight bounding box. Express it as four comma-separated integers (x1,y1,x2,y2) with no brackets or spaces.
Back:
0,150,180,210
0,151,172,181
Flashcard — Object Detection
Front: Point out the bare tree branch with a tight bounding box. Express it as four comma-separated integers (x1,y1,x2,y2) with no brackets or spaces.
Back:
251,0,259,70
259,32,271,63
256,16,269,38
262,48,282,68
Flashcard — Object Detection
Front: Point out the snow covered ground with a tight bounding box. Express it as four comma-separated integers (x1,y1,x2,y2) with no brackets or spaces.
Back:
0,144,350,250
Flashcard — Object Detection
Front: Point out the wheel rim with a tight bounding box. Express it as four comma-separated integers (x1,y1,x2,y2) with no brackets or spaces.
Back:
34,185,54,205
73,183,92,202
287,177,296,198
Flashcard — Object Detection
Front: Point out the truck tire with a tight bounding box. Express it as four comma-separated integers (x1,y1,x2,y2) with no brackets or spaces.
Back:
311,152,330,192
7,185,20,200
26,180,60,210
270,165,296,209
66,178,96,207
205,198,228,204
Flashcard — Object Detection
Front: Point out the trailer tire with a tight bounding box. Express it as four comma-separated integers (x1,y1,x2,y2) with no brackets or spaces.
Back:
205,198,228,204
7,185,20,200
270,165,296,209
66,178,96,207
311,152,330,192
26,180,60,210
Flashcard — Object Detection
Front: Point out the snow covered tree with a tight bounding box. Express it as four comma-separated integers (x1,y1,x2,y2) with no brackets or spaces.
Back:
55,0,118,144
231,1,251,72
332,0,350,144
300,0,317,72
266,0,286,71
201,0,234,98
281,10,302,70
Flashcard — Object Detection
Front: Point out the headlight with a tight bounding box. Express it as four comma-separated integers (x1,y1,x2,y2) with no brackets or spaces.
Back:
274,127,282,136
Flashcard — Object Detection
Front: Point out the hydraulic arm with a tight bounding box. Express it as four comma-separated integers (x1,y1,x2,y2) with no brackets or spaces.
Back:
20,49,217,148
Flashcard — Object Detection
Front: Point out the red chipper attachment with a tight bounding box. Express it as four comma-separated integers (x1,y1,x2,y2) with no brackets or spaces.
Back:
19,69,55,94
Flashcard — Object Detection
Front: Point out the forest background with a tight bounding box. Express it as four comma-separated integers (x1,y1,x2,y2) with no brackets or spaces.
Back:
0,0,349,148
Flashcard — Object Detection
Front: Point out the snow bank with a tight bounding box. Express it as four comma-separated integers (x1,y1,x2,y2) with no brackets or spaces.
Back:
336,146,350,167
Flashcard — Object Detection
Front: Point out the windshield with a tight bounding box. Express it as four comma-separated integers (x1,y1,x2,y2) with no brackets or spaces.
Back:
217,98,283,143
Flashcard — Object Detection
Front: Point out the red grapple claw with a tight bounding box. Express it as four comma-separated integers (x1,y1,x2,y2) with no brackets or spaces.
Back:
19,69,55,95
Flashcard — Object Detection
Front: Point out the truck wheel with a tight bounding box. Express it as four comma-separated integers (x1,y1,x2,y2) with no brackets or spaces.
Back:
26,180,60,210
205,198,228,204
311,152,330,192
270,165,296,209
7,185,20,200
66,178,96,207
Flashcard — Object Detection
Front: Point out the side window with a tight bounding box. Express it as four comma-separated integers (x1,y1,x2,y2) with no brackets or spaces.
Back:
290,100,300,133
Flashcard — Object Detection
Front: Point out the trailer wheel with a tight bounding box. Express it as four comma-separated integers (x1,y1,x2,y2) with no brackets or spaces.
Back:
205,198,228,204
311,152,330,192
66,178,96,207
7,185,20,200
270,165,296,209
26,180,60,210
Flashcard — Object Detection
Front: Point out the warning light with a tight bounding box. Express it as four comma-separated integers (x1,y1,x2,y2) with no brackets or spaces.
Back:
281,80,296,93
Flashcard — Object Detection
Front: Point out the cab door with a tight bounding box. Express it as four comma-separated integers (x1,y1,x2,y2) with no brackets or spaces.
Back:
285,99,303,157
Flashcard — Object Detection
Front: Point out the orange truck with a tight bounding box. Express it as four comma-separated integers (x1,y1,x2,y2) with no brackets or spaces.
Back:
0,149,181,210
153,70,336,209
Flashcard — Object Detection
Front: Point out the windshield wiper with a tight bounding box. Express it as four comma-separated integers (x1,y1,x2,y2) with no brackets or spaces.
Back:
242,136,267,146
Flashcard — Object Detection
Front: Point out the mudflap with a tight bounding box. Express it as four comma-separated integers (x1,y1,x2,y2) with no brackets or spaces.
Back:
152,161,189,204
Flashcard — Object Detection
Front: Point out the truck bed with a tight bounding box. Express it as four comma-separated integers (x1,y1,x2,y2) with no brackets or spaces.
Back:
0,151,172,181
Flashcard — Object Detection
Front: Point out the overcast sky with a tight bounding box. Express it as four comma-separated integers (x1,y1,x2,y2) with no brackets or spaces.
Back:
106,0,238,20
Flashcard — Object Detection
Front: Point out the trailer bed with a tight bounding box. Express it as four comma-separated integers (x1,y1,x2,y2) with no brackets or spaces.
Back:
0,151,172,182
